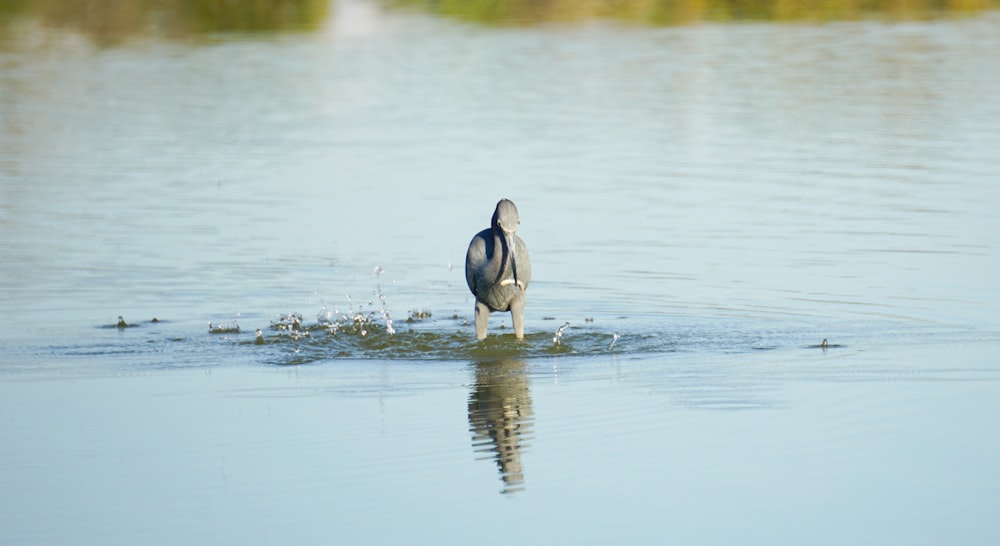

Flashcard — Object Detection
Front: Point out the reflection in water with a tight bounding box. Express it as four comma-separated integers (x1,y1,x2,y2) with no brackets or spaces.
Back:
392,0,1000,25
468,359,534,494
0,0,329,47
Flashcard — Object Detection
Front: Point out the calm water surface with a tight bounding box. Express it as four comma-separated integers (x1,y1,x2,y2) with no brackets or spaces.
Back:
2,1,1000,544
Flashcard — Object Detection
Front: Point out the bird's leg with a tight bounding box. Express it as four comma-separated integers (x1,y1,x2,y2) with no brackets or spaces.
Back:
475,301,490,340
510,290,526,340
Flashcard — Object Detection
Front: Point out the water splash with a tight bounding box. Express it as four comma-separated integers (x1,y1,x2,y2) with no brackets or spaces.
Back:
317,300,336,325
271,312,303,331
374,265,395,335
185,302,916,365
240,310,822,364
270,312,310,340
552,322,570,345
260,272,402,348
208,320,240,334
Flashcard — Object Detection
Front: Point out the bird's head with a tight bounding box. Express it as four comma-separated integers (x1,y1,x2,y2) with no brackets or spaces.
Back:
492,199,520,238
492,199,523,288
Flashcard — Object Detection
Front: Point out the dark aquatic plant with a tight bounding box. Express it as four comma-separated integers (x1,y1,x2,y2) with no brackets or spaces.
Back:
247,304,640,364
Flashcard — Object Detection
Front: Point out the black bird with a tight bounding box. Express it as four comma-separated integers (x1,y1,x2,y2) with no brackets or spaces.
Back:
465,199,531,339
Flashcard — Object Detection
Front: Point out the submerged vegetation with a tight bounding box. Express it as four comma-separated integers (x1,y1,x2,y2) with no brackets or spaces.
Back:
388,0,1000,25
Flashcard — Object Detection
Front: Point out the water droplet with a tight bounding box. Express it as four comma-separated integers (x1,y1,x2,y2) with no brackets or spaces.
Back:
374,266,384,278
373,270,395,335
552,322,570,344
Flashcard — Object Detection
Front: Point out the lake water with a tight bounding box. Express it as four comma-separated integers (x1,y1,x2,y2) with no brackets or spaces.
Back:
2,1,1000,544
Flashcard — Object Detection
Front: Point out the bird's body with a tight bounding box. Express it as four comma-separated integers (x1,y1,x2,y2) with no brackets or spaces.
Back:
465,199,531,339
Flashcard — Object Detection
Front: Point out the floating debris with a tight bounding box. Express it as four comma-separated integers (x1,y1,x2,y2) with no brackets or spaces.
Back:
407,308,433,322
806,338,843,349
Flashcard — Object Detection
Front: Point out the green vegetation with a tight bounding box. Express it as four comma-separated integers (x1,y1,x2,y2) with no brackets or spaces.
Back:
388,0,1000,25
0,0,329,46
1,0,996,48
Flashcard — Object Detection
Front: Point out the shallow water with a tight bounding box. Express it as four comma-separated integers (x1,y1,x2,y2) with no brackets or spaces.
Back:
2,1,1000,544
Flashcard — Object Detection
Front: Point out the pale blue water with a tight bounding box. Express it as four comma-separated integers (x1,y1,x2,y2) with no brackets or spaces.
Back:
2,2,1000,544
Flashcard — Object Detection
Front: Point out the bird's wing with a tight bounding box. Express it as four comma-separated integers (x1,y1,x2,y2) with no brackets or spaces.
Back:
465,232,487,295
515,235,531,290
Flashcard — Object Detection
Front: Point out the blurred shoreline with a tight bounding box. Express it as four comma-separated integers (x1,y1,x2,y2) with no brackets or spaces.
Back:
2,0,998,50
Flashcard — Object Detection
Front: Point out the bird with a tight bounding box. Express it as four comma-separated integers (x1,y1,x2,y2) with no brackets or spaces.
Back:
465,199,531,340
117,316,128,329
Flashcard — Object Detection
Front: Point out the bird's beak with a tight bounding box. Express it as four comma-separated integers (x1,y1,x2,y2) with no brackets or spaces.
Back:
505,232,519,289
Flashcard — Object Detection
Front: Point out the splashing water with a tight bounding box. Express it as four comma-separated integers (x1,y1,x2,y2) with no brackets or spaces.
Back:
222,266,839,363
317,300,336,325
269,312,310,341
374,265,395,335
208,320,240,334
271,312,303,331
552,322,570,345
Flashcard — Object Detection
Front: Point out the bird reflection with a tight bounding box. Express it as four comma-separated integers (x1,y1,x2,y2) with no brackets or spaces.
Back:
468,358,534,494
